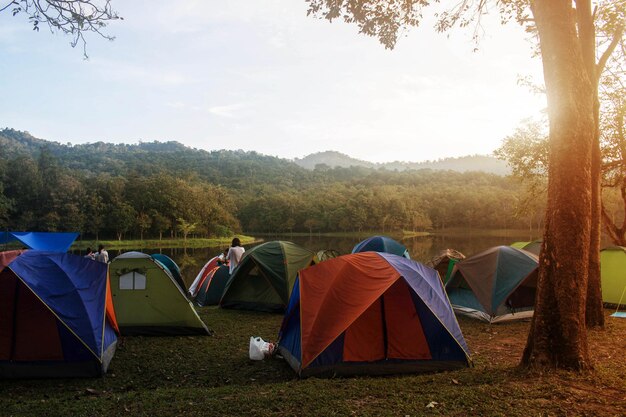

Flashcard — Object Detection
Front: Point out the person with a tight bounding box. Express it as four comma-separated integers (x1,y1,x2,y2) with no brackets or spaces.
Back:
95,244,109,263
217,248,230,266
227,238,245,274
84,247,96,260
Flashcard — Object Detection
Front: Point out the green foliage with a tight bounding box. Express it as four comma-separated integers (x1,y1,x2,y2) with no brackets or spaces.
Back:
0,129,541,238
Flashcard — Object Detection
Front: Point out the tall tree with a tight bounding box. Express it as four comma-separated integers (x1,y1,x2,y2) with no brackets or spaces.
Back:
304,0,605,369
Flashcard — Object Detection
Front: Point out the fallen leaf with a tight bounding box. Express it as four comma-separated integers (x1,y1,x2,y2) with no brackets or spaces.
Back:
85,388,99,396
426,401,438,408
452,379,460,385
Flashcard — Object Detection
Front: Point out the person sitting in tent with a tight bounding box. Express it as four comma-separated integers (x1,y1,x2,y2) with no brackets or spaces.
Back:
218,248,230,266
227,238,245,274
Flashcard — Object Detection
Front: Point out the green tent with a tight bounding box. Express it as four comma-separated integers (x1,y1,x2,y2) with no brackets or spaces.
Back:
220,241,315,313
600,247,626,306
110,252,210,336
510,240,541,256
446,246,538,323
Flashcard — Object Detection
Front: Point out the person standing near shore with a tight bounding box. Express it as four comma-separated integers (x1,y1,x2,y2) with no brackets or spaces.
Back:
227,238,245,274
95,244,109,263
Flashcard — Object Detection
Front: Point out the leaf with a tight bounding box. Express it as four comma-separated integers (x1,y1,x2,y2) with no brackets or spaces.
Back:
452,378,460,385
84,388,99,396
426,401,439,408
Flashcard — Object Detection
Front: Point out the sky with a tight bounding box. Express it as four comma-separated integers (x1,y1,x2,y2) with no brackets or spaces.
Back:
0,1,546,163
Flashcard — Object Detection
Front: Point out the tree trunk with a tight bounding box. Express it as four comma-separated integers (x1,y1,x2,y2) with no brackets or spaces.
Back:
522,0,595,370
576,0,604,328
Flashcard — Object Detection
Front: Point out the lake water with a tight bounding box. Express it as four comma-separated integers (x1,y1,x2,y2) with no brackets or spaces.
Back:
107,231,540,288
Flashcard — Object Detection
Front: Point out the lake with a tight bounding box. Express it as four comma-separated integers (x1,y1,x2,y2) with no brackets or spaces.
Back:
106,230,541,288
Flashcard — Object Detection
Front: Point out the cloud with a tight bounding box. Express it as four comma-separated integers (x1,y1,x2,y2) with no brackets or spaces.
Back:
206,103,248,118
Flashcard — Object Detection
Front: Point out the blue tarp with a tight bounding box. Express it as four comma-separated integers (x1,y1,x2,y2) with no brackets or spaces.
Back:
0,232,78,252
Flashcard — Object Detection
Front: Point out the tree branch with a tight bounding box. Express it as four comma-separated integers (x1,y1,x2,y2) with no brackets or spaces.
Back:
596,24,624,81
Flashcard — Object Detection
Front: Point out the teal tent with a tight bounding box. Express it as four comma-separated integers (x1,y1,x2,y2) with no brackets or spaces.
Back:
446,246,538,323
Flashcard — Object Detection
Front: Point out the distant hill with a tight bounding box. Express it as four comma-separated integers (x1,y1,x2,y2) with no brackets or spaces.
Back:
294,150,510,175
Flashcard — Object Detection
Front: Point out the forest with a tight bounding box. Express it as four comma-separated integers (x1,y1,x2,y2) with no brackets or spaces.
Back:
0,128,545,240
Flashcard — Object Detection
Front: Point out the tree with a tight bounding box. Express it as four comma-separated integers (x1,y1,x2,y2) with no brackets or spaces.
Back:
136,212,151,241
3,0,120,57
304,0,615,370
176,218,196,242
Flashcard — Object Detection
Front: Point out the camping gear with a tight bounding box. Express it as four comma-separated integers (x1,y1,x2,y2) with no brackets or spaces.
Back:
446,246,538,323
278,252,471,377
0,231,79,252
600,247,626,307
193,265,230,306
510,240,541,256
249,337,275,360
220,241,315,313
426,249,465,284
109,251,210,336
0,251,118,378
189,255,221,297
351,236,410,258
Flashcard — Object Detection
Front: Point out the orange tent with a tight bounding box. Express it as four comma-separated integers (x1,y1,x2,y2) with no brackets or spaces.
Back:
278,252,470,377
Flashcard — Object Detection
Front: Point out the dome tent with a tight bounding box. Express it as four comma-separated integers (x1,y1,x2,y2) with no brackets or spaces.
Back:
600,246,626,306
351,236,410,259
220,241,315,313
446,246,538,323
278,252,470,377
194,265,230,307
0,251,118,378
109,252,210,336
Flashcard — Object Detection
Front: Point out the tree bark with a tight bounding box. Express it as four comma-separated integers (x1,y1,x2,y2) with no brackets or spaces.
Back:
522,0,595,370
576,0,604,328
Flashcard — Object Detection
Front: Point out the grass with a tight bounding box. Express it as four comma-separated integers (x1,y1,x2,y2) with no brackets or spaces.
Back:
71,235,258,251
252,231,430,239
0,310,624,416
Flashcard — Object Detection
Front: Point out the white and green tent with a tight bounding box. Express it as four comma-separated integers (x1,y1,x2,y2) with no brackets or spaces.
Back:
110,252,210,336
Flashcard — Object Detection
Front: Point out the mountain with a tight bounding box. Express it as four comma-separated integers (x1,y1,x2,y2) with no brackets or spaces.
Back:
294,150,510,175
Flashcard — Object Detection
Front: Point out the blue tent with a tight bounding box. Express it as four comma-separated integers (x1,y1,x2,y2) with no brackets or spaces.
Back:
446,246,538,323
278,252,470,377
151,253,186,292
0,251,118,378
352,236,410,259
0,232,79,252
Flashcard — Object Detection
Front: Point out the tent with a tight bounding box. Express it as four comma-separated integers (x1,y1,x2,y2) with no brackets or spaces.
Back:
426,249,466,284
314,249,340,263
0,232,79,252
151,253,186,291
600,247,626,306
189,256,221,297
446,246,538,323
109,252,210,336
352,236,410,258
0,251,118,378
220,241,315,313
510,240,541,256
278,252,471,377
193,265,230,307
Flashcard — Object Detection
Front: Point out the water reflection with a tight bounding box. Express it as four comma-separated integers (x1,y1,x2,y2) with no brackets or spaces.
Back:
106,231,539,287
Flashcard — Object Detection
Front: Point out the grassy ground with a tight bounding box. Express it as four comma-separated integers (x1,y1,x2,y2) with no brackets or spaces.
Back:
0,310,624,417
71,235,258,251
